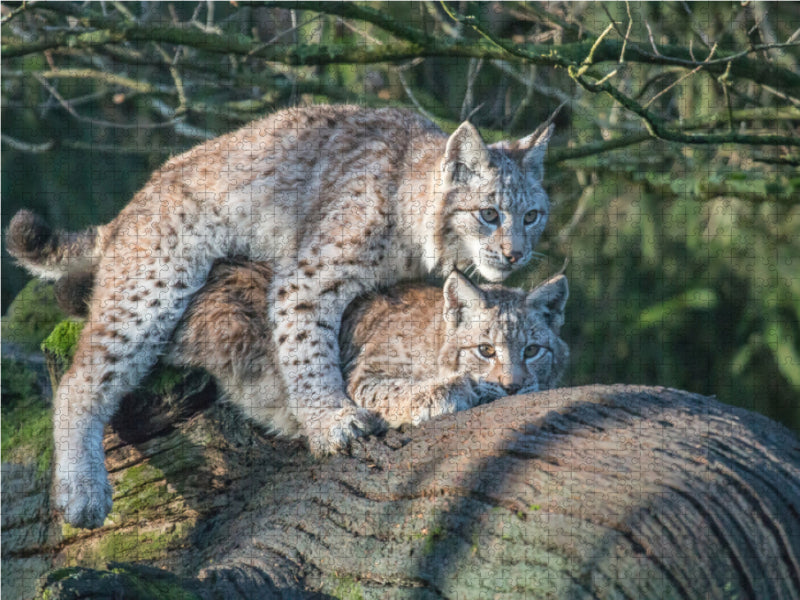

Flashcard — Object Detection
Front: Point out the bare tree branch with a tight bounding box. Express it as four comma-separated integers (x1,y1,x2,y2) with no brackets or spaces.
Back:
5,1,799,98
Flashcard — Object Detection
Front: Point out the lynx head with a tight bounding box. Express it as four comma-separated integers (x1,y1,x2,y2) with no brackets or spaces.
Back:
437,122,553,282
439,270,569,400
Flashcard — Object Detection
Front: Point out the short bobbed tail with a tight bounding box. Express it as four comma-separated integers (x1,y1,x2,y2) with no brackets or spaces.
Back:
6,209,99,280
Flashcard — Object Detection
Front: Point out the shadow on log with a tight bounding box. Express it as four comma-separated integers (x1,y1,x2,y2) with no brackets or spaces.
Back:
5,382,800,599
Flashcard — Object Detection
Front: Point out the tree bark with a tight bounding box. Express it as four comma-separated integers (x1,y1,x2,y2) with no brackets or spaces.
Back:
4,379,800,599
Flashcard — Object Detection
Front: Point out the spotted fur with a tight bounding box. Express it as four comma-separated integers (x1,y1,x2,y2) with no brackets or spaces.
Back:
6,105,553,528
341,271,569,427
167,262,569,430
41,260,568,432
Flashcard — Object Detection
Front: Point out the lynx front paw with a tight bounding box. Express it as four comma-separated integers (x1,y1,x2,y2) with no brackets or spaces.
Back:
53,464,113,529
410,375,479,426
305,406,386,456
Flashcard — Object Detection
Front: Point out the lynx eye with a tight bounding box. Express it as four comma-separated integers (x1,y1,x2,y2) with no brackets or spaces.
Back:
524,210,541,226
477,343,496,358
478,208,500,225
524,345,548,361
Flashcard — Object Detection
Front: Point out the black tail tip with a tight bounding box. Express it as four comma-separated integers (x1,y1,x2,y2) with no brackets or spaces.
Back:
6,209,53,258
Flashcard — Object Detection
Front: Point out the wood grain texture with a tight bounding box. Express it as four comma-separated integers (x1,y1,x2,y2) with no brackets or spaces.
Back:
8,382,800,599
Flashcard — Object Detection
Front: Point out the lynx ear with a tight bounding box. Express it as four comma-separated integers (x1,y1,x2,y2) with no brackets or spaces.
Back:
493,123,554,182
443,270,484,319
443,121,490,185
526,273,568,331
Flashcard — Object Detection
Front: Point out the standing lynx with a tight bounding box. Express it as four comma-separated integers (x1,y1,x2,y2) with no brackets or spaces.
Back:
167,263,569,430
7,105,553,528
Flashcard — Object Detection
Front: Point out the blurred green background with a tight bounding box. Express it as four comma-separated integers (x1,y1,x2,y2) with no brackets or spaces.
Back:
2,2,798,430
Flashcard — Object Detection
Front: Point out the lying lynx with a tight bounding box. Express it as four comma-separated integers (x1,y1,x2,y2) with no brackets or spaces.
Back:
167,263,569,430
7,105,553,528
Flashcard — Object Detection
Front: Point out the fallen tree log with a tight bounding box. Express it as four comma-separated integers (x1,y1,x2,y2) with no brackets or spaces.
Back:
3,375,799,599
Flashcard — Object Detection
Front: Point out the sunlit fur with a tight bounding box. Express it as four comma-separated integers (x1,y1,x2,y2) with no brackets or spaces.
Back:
343,271,569,427
6,105,553,528
165,262,569,430
441,147,550,282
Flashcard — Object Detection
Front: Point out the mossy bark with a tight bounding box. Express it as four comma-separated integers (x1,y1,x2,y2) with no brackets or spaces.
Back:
3,370,799,599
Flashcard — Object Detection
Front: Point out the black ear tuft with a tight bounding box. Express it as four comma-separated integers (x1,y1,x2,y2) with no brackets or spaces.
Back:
491,124,554,182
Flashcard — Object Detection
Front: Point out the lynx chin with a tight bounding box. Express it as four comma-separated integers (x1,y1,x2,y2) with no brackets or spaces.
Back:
7,105,554,529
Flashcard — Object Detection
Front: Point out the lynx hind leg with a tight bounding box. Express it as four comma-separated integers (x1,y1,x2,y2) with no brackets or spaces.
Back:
53,257,205,529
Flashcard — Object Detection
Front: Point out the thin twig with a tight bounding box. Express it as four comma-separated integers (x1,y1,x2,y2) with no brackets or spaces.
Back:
34,73,184,130
460,58,483,121
643,42,718,109
1,134,55,153
153,43,188,114
680,1,712,50
570,69,800,146
761,84,800,107
595,69,619,86
206,0,214,31
33,68,166,94
620,2,633,63
0,1,34,25
246,14,323,58
396,69,436,123
645,20,661,56
189,2,223,35
111,1,137,22
337,17,383,45
717,60,736,132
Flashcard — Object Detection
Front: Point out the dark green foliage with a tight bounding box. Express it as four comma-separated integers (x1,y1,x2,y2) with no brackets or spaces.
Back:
1,358,52,474
2,281,65,352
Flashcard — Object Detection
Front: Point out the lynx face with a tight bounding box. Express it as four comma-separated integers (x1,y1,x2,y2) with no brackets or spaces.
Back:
438,123,553,282
439,272,569,401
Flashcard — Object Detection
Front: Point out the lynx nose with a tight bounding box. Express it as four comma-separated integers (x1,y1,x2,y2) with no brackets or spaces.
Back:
504,251,523,265
504,382,522,394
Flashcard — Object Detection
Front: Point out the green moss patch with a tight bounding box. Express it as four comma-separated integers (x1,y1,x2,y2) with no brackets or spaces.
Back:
329,574,365,600
2,280,65,351
40,319,84,363
40,318,192,397
98,522,194,564
1,357,52,474
111,463,179,518
60,519,195,569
